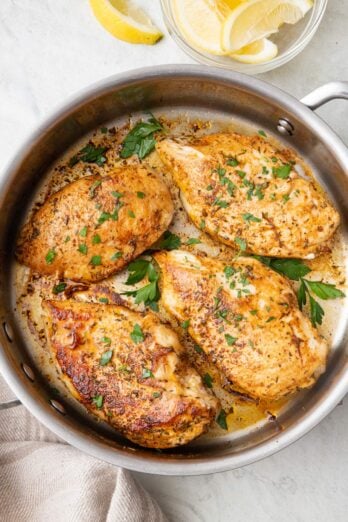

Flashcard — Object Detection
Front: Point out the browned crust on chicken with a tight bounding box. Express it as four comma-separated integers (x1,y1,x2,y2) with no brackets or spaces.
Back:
43,300,219,448
154,250,329,400
156,133,340,258
17,165,174,282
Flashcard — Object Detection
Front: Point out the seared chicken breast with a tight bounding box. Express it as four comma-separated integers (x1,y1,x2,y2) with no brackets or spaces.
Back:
154,250,328,400
156,133,339,258
17,165,173,282
43,300,218,448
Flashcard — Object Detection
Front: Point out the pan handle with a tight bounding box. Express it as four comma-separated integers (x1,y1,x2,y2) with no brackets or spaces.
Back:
301,81,348,110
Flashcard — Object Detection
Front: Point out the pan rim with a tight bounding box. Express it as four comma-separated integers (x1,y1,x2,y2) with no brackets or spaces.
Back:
0,64,347,475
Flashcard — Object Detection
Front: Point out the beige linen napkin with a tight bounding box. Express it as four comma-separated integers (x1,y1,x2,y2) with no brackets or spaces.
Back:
0,375,167,522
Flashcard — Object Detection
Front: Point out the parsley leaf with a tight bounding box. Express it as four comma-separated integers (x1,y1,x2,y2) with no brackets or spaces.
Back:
151,231,182,251
120,115,163,160
242,213,261,223
258,130,267,137
272,164,291,179
78,243,88,255
130,323,145,344
235,237,247,252
186,238,201,245
142,367,154,379
304,280,345,300
92,234,101,244
52,282,67,294
45,249,56,264
125,259,152,285
203,373,213,388
297,279,307,310
80,226,88,237
309,294,325,326
226,157,239,167
216,409,228,430
123,258,160,306
100,350,113,366
181,319,190,329
213,198,229,208
92,395,104,409
225,334,237,346
101,336,111,346
255,257,311,281
90,255,102,266
70,144,107,167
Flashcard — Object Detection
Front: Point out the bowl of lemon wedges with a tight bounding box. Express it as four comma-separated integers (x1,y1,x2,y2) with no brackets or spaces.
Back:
89,0,327,74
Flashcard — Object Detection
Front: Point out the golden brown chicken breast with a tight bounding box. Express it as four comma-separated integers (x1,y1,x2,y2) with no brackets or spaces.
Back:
154,250,328,400
17,165,174,282
43,300,219,448
156,133,340,258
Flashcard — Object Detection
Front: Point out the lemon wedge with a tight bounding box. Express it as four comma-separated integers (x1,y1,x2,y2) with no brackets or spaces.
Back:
231,38,278,63
222,0,313,53
172,0,230,55
89,0,163,45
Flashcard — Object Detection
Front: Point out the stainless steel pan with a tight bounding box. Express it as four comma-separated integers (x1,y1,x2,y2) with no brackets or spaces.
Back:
0,66,347,475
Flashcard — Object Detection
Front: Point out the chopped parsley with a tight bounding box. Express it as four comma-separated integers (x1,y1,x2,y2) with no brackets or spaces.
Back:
142,367,154,379
92,395,104,409
99,297,109,304
213,197,229,208
128,210,136,218
242,213,261,223
216,409,228,430
225,334,237,346
122,259,160,306
137,191,145,199
235,237,247,252
78,243,88,255
89,180,102,199
273,164,291,179
90,255,102,266
186,238,201,245
101,336,111,346
52,282,66,294
181,319,190,329
120,115,163,160
152,391,161,398
130,323,145,344
258,130,267,137
92,234,101,244
45,249,56,264
79,226,88,237
100,350,113,366
152,230,182,251
64,235,70,243
199,219,206,230
70,144,107,167
203,373,213,388
111,251,122,261
226,157,239,167
194,344,204,354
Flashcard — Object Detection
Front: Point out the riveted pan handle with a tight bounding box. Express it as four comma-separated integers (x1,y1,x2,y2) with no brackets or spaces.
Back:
301,81,348,110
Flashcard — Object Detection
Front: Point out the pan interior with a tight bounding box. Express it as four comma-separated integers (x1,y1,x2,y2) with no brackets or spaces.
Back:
1,72,347,472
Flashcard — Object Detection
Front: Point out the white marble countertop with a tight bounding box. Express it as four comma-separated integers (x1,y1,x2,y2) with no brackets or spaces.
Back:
1,1,347,520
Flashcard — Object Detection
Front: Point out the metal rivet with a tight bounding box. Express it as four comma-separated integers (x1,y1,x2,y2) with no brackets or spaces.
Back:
50,399,66,415
21,363,35,382
277,118,294,136
3,322,14,342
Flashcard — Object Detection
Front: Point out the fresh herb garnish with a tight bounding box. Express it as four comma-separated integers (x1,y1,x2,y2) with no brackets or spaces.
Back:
216,409,228,430
137,191,145,199
128,210,135,218
194,344,204,354
151,231,182,251
111,251,122,261
99,297,109,304
181,319,190,329
92,234,101,244
64,235,70,243
203,373,213,388
235,237,247,252
186,238,201,245
225,334,237,346
255,256,345,326
272,164,291,179
80,226,88,237
92,395,104,409
152,391,161,398
130,323,145,344
70,144,107,167
120,115,163,160
226,157,239,167
89,180,102,199
52,282,67,294
122,259,160,306
242,213,261,223
100,350,113,366
213,197,229,208
90,255,102,266
258,130,267,137
45,249,56,265
78,243,88,255
142,367,154,379
199,219,206,230
101,336,111,346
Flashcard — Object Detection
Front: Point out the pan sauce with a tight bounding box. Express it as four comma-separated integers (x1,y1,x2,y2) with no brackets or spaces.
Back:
13,111,347,442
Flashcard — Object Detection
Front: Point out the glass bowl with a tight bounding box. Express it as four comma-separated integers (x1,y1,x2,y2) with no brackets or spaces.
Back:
160,0,328,74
